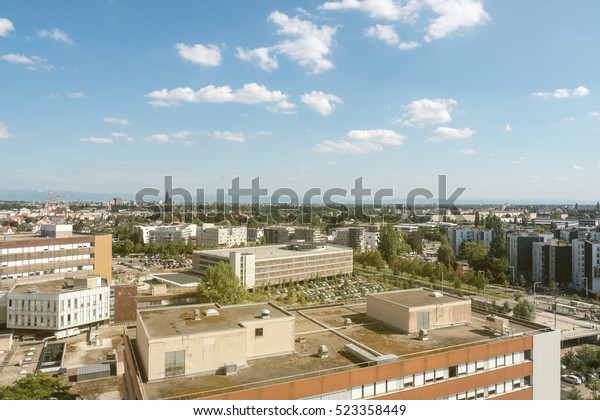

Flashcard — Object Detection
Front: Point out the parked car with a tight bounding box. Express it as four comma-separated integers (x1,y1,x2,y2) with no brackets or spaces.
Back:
561,374,582,385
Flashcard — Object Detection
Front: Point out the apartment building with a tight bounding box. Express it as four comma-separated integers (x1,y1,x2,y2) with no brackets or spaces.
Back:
333,226,379,251
125,289,560,400
196,225,247,249
292,227,325,243
0,225,112,286
192,243,353,289
507,232,550,284
137,224,197,244
532,241,572,289
6,274,110,333
571,239,600,294
447,226,492,256
264,226,294,244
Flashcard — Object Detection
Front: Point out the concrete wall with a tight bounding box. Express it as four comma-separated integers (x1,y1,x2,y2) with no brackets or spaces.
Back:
366,295,410,332
93,234,113,283
532,329,560,400
241,315,295,360
0,333,12,351
407,301,471,333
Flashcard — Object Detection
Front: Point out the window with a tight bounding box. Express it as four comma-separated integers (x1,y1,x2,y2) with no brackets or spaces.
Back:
255,328,264,337
165,350,185,377
449,365,458,378
417,311,429,330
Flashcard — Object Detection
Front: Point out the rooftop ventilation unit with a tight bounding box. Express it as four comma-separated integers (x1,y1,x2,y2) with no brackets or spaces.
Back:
318,344,329,358
224,362,238,375
194,309,201,321
204,309,219,317
429,291,443,298
261,309,271,319
344,318,352,328
26,288,39,294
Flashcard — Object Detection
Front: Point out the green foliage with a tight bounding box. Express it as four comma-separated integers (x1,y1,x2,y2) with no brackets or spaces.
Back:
460,241,488,272
0,371,79,400
488,215,506,259
378,224,410,264
565,386,583,400
586,378,600,399
197,262,246,305
437,243,456,269
354,250,385,271
518,274,526,288
406,230,424,254
512,299,536,321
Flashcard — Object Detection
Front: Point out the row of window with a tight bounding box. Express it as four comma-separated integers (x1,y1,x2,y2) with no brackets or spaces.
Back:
8,308,109,328
438,377,529,400
0,243,92,254
0,265,93,280
1,254,92,267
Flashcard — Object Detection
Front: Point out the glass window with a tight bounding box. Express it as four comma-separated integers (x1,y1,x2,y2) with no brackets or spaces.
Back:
255,328,263,337
458,364,467,375
165,350,185,377
467,362,476,374
363,383,374,398
414,373,425,387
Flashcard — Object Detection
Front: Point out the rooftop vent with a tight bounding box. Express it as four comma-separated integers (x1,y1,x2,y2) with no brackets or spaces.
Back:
429,291,443,298
204,309,219,317
344,318,352,328
224,362,238,375
261,309,271,319
318,344,329,358
419,329,429,341
194,309,201,321
26,288,39,294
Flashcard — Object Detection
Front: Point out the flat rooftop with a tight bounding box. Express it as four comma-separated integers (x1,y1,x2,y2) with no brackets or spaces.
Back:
195,244,351,260
140,302,547,400
0,233,95,243
369,289,467,307
150,273,201,287
10,278,107,295
138,302,292,339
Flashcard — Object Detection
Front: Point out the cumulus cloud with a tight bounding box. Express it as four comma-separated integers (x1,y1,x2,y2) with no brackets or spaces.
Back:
532,85,590,99
423,0,490,42
103,117,130,126
211,131,246,142
37,28,73,44
66,91,86,99
145,134,171,143
268,101,297,115
175,43,221,67
1,53,53,70
237,11,337,74
364,24,420,50
460,148,476,155
427,127,475,142
512,156,526,165
400,98,457,126
301,91,343,116
80,137,113,144
111,132,135,142
588,111,600,117
0,18,14,37
146,83,288,107
236,47,278,71
0,123,11,140
171,130,193,139
314,129,405,154
573,165,584,171
503,124,513,133
319,0,422,22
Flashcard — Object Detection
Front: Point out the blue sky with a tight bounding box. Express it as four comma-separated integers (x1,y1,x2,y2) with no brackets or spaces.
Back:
1,1,600,202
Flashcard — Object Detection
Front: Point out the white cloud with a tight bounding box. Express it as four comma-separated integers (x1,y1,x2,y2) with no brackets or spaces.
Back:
460,148,475,155
103,117,130,126
171,130,193,139
503,124,513,133
175,43,221,67
573,165,584,171
145,134,170,143
268,101,297,114
301,91,343,116
0,18,14,37
512,156,526,165
0,123,11,140
37,28,73,44
66,91,86,99
211,131,245,142
532,85,590,99
319,0,422,22
588,111,600,117
364,24,420,50
400,98,457,126
1,53,53,70
314,129,405,154
236,47,278,71
427,126,475,142
238,11,337,74
146,83,288,107
423,0,490,42
111,132,135,142
80,137,113,144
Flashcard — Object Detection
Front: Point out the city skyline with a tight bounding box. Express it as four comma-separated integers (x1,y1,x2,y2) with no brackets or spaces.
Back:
1,1,600,201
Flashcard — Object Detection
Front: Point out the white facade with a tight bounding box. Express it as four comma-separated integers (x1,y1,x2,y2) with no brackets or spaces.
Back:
197,226,247,249
7,275,110,332
448,227,491,256
571,239,600,293
137,224,197,244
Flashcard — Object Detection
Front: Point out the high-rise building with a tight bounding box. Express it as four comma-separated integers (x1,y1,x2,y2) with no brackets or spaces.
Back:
571,239,600,294
532,241,572,289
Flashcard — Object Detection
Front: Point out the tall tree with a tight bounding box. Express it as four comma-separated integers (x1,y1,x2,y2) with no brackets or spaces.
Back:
437,243,456,269
378,224,409,264
488,215,506,259
197,262,246,305
0,371,79,400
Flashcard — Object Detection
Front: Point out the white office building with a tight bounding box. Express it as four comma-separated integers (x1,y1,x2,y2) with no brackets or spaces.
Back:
197,225,247,249
137,224,197,244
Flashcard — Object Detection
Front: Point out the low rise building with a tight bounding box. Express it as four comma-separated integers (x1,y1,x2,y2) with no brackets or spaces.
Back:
197,225,247,249
192,243,353,289
137,223,197,244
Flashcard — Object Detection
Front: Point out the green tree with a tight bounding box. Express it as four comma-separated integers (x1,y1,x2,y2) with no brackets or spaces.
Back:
378,224,409,264
512,299,536,321
197,262,246,305
489,216,506,259
437,243,456,269
406,230,424,254
565,386,583,400
0,371,79,400
518,274,526,288
586,378,600,399
460,241,487,272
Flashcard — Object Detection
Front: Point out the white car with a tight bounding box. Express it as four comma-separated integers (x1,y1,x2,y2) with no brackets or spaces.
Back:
561,374,582,385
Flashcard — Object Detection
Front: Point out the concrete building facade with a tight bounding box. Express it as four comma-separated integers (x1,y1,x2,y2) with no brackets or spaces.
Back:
532,241,572,289
138,224,197,244
197,225,247,249
0,225,112,286
192,244,353,289
572,239,600,294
